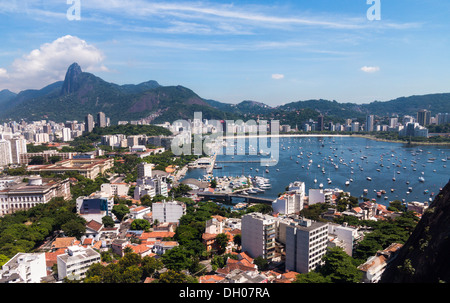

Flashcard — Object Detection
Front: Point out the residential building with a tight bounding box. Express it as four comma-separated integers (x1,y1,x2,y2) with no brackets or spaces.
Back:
129,205,151,220
84,114,94,133
366,115,374,132
327,223,360,256
137,162,152,179
153,241,179,255
317,115,324,132
285,218,329,274
100,182,130,197
417,109,431,126
57,246,101,281
308,188,333,205
272,181,305,215
97,112,107,128
241,212,276,261
8,138,27,164
0,252,47,283
0,140,12,167
152,200,186,224
357,243,403,283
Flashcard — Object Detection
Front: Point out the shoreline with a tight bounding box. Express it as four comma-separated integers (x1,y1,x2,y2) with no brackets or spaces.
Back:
218,133,450,146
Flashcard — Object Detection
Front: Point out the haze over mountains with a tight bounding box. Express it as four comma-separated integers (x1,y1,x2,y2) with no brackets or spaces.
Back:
1,63,449,125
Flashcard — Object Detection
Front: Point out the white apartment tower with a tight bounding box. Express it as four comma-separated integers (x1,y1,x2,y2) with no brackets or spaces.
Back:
241,212,276,261
285,218,329,274
0,140,12,167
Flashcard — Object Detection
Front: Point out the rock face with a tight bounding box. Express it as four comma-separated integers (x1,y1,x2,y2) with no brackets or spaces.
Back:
380,180,450,283
61,62,83,95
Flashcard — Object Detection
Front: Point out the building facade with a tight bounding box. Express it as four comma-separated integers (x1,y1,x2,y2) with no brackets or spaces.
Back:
285,218,329,274
57,246,101,281
241,213,276,261
0,177,71,216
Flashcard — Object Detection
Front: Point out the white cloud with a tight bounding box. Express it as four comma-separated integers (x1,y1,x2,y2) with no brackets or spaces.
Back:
272,74,285,80
0,68,8,78
0,35,108,92
361,66,380,73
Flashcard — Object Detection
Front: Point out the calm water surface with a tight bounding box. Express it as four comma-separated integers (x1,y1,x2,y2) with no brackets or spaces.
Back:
183,136,450,206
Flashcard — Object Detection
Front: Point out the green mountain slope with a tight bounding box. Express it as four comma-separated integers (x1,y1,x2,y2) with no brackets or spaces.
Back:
1,62,449,125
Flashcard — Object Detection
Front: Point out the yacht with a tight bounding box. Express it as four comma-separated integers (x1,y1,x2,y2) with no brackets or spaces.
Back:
418,176,425,182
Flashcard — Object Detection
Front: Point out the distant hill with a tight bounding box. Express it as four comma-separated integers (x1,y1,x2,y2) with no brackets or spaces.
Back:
0,89,18,111
1,62,449,125
0,63,241,124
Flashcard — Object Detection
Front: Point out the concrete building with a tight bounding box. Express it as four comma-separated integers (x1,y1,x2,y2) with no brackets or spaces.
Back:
328,223,359,256
285,218,329,274
0,140,12,167
84,114,94,133
76,192,114,222
9,138,27,164
97,112,107,128
29,158,114,179
417,109,431,126
152,200,186,224
100,182,130,197
0,252,47,283
272,181,305,215
241,213,276,261
57,246,101,281
308,188,333,205
137,162,152,179
0,177,71,216
366,115,374,132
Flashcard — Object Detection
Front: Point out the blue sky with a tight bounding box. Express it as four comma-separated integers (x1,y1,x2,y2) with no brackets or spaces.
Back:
0,0,449,106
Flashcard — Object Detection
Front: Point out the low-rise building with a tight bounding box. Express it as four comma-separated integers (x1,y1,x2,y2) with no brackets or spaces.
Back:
0,253,47,283
357,243,403,283
152,200,186,224
0,176,71,216
29,158,114,180
56,246,101,281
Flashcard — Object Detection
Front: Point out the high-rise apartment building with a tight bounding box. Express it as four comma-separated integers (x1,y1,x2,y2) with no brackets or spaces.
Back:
317,115,324,132
366,115,374,132
285,218,329,274
0,140,12,167
85,114,94,133
137,162,152,179
417,109,431,126
241,212,276,261
97,112,107,128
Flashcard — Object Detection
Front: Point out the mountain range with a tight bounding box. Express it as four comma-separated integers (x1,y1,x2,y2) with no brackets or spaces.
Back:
1,62,449,126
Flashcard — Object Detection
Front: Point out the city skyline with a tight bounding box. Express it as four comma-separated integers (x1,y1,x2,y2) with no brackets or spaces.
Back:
1,0,450,106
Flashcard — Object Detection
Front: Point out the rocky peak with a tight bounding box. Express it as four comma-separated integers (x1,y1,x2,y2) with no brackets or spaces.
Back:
61,62,82,95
